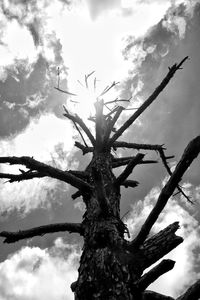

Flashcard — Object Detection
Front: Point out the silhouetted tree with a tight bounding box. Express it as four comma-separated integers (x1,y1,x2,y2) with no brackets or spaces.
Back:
1,57,200,300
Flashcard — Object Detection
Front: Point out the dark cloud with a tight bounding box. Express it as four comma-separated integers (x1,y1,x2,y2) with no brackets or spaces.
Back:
119,3,200,211
0,0,46,47
0,29,70,137
27,18,41,47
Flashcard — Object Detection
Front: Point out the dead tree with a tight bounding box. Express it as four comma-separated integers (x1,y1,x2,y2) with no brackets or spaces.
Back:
0,57,200,300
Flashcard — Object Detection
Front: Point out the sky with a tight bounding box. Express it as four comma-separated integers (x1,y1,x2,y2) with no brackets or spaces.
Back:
0,0,200,299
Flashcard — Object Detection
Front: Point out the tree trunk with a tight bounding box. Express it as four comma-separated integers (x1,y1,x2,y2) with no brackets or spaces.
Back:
72,152,181,300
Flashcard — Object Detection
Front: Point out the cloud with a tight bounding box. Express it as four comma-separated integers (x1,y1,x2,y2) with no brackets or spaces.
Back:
0,113,77,216
0,238,80,300
116,2,200,202
86,0,121,20
125,184,200,297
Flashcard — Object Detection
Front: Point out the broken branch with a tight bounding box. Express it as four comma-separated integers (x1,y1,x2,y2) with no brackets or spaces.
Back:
64,112,95,146
108,57,189,146
114,153,145,186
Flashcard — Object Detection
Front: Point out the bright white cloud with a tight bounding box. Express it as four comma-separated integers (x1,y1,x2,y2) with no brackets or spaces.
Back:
0,113,76,215
125,185,200,297
0,239,80,300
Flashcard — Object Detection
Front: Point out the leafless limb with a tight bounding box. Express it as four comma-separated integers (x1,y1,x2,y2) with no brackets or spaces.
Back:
74,141,93,154
131,135,200,248
63,105,88,147
113,141,191,203
104,107,124,144
54,87,77,96
114,153,145,186
99,81,119,97
134,259,175,291
0,171,45,183
0,222,83,243
68,170,89,180
135,222,183,270
0,156,92,192
63,110,95,146
104,97,131,105
158,147,193,203
112,156,158,168
108,57,189,147
71,190,82,200
85,71,95,88
112,141,165,151
105,106,119,119
121,180,139,188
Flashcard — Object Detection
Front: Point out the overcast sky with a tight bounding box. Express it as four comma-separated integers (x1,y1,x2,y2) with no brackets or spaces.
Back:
0,0,200,299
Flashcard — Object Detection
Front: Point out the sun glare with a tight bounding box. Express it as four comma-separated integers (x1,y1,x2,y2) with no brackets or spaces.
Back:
63,72,119,120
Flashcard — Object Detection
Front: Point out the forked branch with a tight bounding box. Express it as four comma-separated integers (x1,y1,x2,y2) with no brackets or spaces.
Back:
131,135,200,248
114,153,145,186
108,57,189,147
0,222,83,243
64,111,95,146
0,156,92,192
134,222,183,270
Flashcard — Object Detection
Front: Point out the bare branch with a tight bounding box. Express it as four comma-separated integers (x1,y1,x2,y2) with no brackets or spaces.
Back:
85,71,95,88
71,190,82,200
158,147,193,203
104,97,131,105
121,180,139,188
54,87,77,96
114,153,145,186
99,81,119,97
0,156,92,192
0,171,45,182
113,141,190,202
176,279,200,300
131,135,200,247
112,157,158,168
63,105,88,147
134,259,175,291
105,106,119,119
104,107,124,144
112,141,165,151
64,112,95,146
74,141,93,154
131,222,183,270
0,222,83,243
108,57,189,146
68,170,89,180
